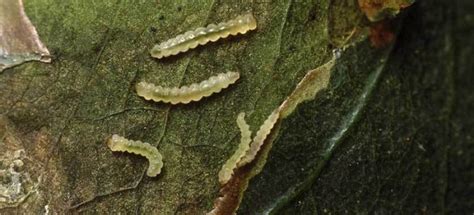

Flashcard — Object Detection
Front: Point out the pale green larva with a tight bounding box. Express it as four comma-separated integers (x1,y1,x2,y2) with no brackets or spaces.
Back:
218,110,280,185
237,110,279,167
107,134,163,177
150,13,257,59
136,72,240,104
218,112,252,185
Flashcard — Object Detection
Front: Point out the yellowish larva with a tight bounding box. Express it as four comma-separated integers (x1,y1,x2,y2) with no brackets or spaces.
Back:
150,13,257,59
136,72,240,104
237,110,280,167
218,112,252,185
107,134,163,177
217,110,280,185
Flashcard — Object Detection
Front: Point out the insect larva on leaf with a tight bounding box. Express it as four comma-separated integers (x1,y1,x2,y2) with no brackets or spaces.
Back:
107,134,163,177
150,13,257,59
218,112,252,185
237,110,280,167
218,110,280,185
136,71,240,104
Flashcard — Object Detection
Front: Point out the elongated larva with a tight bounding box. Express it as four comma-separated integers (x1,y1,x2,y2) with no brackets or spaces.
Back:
136,72,240,104
218,113,252,185
237,110,280,167
150,13,257,59
107,134,163,177
217,110,280,185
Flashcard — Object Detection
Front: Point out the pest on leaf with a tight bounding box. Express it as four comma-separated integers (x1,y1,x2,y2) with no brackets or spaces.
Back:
136,72,240,104
150,13,257,59
218,110,280,185
107,134,163,177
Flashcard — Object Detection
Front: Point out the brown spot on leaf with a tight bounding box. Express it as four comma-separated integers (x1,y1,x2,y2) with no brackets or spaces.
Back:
208,164,253,215
369,21,395,48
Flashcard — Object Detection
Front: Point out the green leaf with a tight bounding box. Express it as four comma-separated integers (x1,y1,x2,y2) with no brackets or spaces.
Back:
0,0,472,214
240,1,474,214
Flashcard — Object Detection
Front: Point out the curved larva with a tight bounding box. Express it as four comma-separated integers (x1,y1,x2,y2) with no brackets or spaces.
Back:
237,110,280,167
136,72,240,104
107,134,163,177
150,13,257,59
218,112,252,185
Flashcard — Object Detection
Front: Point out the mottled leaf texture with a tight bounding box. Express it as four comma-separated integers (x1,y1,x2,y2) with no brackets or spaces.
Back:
0,0,472,214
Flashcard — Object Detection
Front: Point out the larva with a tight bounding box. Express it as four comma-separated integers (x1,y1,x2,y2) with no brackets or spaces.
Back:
150,13,257,59
218,112,252,185
107,134,163,177
136,72,240,104
237,110,280,167
218,110,280,185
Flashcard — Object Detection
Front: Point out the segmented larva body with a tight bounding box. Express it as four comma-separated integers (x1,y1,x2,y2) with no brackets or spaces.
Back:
107,134,163,177
136,72,240,104
237,110,279,167
218,113,252,185
150,13,257,59
218,110,280,185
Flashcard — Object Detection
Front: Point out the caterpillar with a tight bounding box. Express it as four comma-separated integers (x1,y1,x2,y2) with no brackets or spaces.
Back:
218,112,252,185
150,13,257,59
218,110,280,185
136,71,240,104
107,134,163,177
237,110,279,167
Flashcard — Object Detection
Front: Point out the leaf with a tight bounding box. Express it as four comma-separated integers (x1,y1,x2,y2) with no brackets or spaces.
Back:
239,1,474,214
0,0,472,214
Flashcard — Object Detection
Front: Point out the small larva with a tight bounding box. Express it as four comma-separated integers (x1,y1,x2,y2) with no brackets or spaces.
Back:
107,134,163,177
218,112,252,185
217,110,280,185
237,110,280,167
136,72,240,104
150,13,257,59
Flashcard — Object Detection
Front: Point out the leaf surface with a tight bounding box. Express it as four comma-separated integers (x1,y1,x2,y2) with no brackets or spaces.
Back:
0,0,472,214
